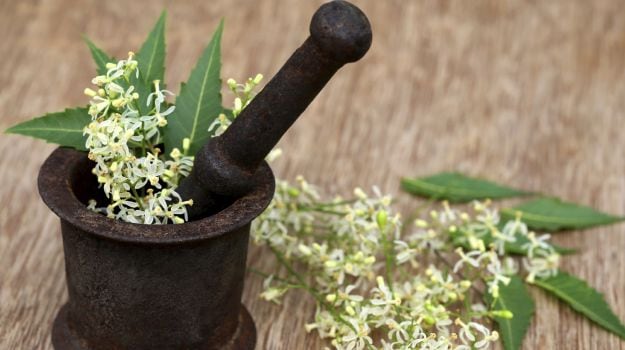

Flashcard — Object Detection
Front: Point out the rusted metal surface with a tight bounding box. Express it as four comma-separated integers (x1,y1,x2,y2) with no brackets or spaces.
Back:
39,148,274,349
178,0,372,219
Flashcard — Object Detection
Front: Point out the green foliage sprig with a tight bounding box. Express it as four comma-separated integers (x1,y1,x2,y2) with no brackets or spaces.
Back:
5,12,247,224
401,173,625,348
249,171,624,350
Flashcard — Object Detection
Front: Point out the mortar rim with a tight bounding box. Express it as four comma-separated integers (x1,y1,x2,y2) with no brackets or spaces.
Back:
38,147,275,245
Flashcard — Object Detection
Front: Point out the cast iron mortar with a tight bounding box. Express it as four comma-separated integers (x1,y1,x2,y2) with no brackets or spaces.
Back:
39,1,371,349
41,148,271,349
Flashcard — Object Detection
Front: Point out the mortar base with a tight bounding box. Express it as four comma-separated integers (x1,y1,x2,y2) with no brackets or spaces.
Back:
51,304,256,350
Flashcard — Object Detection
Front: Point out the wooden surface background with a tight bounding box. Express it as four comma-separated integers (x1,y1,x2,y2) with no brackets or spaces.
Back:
1,0,625,349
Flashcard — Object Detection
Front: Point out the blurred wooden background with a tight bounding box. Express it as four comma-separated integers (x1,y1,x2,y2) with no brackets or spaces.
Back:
1,0,625,348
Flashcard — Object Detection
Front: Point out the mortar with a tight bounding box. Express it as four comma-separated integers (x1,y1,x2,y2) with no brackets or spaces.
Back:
40,147,273,349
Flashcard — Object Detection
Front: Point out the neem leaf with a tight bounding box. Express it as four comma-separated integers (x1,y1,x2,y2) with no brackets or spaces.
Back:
136,11,166,85
5,107,90,150
124,11,167,119
401,172,529,203
486,275,535,350
84,36,115,75
534,271,625,339
129,71,153,118
164,20,223,154
501,198,624,231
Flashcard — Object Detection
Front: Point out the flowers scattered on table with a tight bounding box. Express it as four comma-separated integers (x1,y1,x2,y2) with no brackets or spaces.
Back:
250,177,565,349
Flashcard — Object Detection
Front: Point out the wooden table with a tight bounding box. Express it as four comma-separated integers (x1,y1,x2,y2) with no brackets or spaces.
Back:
2,0,624,348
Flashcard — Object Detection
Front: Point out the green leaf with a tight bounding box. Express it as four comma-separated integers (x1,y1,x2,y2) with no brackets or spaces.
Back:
130,72,153,118
122,11,167,119
164,20,223,154
501,198,624,231
535,271,625,339
401,172,529,203
486,275,535,350
83,37,115,75
136,11,166,85
5,107,90,150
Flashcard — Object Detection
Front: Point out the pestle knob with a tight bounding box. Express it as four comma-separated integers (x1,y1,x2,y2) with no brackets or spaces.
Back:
178,0,372,219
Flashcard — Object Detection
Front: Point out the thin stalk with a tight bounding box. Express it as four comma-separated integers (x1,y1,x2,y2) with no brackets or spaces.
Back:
268,245,360,336
130,185,145,210
247,267,302,287
434,250,483,296
382,228,395,293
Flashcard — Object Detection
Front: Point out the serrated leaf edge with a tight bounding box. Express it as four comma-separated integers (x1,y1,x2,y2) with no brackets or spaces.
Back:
501,207,623,227
83,36,114,75
137,11,166,84
534,271,625,340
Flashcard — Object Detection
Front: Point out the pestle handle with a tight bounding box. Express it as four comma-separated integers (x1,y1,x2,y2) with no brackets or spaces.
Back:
220,0,372,169
179,0,372,218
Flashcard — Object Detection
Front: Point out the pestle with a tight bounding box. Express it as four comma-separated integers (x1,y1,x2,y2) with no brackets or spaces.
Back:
177,0,372,219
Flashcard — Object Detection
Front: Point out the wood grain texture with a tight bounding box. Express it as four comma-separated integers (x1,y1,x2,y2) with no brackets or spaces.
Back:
1,0,624,349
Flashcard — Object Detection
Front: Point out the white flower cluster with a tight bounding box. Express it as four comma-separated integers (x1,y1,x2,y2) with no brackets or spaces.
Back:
208,74,263,137
251,181,556,349
83,53,193,224
428,201,561,285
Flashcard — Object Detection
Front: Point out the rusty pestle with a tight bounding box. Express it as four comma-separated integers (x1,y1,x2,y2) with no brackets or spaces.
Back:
178,0,372,219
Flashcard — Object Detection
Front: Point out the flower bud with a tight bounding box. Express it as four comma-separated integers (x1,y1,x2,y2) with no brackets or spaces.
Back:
112,189,121,201
376,210,388,230
325,294,337,303
345,305,356,316
170,148,181,159
344,263,353,273
414,219,428,228
253,73,263,84
376,276,386,289
298,244,312,256
423,315,436,326
353,187,367,199
491,310,514,319
111,98,125,108
364,256,376,264
84,88,97,97
324,260,337,268
234,97,242,112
